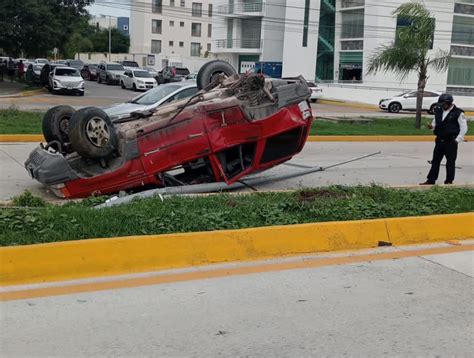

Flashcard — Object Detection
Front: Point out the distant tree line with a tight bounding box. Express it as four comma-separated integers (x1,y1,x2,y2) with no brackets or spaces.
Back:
0,0,129,58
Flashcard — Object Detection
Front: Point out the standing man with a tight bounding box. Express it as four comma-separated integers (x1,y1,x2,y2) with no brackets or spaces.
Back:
17,60,25,82
421,93,468,185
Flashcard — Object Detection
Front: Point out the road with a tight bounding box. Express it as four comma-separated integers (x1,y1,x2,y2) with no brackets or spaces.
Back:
1,242,473,357
1,141,473,201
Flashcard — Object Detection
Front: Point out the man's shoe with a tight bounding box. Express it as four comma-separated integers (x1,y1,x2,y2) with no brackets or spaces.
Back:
419,181,435,185
444,181,453,185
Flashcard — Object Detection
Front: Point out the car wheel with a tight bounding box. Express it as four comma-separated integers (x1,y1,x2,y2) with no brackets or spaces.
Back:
42,105,75,146
132,83,137,91
196,60,237,90
388,102,401,113
68,107,118,159
97,76,102,84
121,81,125,89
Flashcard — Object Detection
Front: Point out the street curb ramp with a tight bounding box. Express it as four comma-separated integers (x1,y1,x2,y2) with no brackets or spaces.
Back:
1,213,473,286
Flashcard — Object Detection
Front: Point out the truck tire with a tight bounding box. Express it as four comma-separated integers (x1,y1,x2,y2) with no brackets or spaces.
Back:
196,60,237,90
68,107,118,159
42,105,76,145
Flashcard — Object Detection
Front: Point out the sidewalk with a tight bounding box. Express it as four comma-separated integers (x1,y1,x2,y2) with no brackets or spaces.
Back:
0,81,28,96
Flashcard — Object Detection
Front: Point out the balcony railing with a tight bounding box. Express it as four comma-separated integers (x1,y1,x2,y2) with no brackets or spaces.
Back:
217,2,265,15
214,38,263,50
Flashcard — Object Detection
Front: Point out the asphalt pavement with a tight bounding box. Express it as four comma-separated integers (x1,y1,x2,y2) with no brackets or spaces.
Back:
1,141,473,201
1,242,472,357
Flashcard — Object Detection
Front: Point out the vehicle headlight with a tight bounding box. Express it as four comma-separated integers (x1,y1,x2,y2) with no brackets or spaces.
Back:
79,81,85,88
54,80,61,87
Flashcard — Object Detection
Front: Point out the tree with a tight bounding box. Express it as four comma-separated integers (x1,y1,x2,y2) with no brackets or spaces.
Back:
65,33,93,59
367,1,450,129
0,0,94,57
89,28,130,54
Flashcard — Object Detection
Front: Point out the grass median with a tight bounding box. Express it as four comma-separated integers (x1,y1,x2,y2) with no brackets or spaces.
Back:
1,186,473,247
0,109,435,136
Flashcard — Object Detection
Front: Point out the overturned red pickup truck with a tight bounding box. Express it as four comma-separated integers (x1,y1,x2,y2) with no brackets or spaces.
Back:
25,61,313,198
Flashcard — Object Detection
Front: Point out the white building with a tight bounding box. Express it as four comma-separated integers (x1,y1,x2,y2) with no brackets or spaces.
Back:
211,0,286,73
282,0,473,104
130,0,213,68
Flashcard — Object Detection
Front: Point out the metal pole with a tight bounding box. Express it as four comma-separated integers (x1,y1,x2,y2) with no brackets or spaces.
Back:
108,15,112,61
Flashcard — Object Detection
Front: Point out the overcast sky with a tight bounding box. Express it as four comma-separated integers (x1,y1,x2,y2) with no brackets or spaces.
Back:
88,0,130,17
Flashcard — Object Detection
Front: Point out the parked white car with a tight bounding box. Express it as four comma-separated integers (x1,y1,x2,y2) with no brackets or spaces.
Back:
379,90,441,114
34,58,49,66
48,66,85,96
120,69,157,91
307,81,323,102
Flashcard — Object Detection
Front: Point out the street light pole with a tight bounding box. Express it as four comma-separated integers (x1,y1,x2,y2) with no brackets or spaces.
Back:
108,15,112,61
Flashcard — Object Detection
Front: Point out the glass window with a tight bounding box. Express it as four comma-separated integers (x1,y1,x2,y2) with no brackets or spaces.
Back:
169,41,174,46
341,40,363,50
179,41,184,47
209,4,213,17
207,43,211,51
152,0,162,13
55,68,80,77
341,0,364,8
131,84,182,105
170,0,175,6
180,21,185,27
341,9,364,39
191,42,201,56
180,0,185,7
302,0,310,47
452,15,474,45
191,23,201,37
454,3,474,15
173,87,198,100
151,40,162,54
451,45,474,57
152,19,162,34
106,64,124,71
170,20,174,26
192,2,202,17
448,57,474,87
133,70,152,78
208,24,212,37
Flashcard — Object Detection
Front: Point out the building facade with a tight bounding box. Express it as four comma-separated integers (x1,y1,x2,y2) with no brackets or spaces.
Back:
211,0,286,73
281,0,474,96
130,0,213,63
89,15,118,30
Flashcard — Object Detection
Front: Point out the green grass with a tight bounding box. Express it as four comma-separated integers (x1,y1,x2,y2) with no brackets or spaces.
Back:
310,117,433,136
1,186,472,246
0,110,434,136
0,109,42,134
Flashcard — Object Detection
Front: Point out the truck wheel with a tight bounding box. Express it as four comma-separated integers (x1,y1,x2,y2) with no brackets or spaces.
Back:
42,105,76,145
68,107,118,159
197,60,237,90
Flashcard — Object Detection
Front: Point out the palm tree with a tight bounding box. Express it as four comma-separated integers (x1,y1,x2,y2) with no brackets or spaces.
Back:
367,1,450,129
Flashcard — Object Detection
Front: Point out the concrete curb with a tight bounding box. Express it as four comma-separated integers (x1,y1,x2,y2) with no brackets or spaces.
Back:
0,88,45,99
1,213,472,286
2,134,474,143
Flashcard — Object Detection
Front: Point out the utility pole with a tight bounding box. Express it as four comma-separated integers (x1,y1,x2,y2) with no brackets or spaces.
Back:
108,15,112,61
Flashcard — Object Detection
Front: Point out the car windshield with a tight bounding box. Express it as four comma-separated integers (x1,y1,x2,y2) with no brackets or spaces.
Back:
107,64,124,71
130,85,182,105
134,70,152,78
56,68,80,77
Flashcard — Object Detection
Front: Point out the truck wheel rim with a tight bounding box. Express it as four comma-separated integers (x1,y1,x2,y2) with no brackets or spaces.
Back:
86,117,110,148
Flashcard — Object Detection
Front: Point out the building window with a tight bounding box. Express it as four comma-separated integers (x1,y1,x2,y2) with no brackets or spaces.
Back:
192,3,202,17
180,0,185,7
448,57,474,87
302,0,310,47
170,0,175,6
208,4,213,17
207,43,211,51
208,24,212,37
454,3,474,16
341,0,364,8
152,19,162,34
341,9,364,39
451,45,474,57
170,20,174,26
339,51,363,81
169,41,174,47
452,15,474,45
191,23,201,37
179,41,184,47
152,0,162,13
151,40,162,53
191,42,201,56
341,40,363,50
180,21,185,27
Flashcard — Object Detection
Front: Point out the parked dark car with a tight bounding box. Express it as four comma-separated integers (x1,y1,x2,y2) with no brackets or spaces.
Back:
118,60,139,69
66,60,84,70
155,66,190,84
40,63,59,87
81,64,98,80
26,64,43,84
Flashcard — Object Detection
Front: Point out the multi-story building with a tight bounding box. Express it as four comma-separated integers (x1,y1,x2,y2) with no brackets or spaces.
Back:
130,0,213,60
282,0,473,98
211,0,286,73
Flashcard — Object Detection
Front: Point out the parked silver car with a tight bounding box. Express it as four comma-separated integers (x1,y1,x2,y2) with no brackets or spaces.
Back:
104,81,198,120
97,62,125,85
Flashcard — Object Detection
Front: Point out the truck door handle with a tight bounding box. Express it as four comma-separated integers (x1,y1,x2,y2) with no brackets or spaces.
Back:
188,133,204,139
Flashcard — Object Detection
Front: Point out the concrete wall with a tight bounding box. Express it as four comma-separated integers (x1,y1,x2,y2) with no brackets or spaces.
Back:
281,0,320,79
130,0,212,58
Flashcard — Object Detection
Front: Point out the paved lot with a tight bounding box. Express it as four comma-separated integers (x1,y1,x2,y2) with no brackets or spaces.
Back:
1,141,473,201
1,242,472,357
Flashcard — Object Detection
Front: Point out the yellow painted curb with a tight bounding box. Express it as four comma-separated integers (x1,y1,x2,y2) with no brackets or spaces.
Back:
0,88,46,99
1,213,472,286
318,99,379,110
2,134,473,143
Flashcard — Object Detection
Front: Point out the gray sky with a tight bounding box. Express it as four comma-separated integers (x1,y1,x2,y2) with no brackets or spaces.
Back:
88,0,130,17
